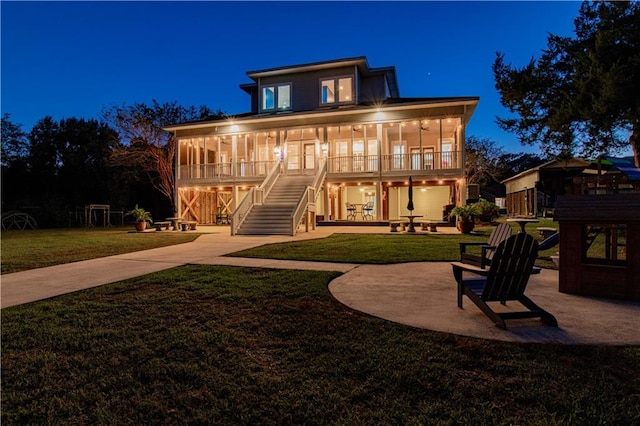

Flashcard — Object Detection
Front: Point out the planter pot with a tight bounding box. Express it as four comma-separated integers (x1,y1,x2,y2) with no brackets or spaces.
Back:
134,221,147,232
457,220,475,234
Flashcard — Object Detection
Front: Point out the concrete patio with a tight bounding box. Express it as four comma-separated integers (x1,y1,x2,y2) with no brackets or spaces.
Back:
2,225,638,345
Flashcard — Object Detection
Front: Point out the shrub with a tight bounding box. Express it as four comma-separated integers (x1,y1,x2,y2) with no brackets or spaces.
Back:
473,199,500,223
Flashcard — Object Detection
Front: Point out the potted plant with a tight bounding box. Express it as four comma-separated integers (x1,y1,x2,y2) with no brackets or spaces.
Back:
451,204,480,234
126,204,152,232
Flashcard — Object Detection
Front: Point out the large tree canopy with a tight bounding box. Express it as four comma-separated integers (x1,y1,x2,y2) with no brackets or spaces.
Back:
103,100,224,211
493,1,640,166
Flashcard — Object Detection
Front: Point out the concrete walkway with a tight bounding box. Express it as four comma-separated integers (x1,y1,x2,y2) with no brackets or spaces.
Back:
2,226,639,345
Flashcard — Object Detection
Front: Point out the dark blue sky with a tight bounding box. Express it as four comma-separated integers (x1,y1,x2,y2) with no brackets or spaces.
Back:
2,1,581,154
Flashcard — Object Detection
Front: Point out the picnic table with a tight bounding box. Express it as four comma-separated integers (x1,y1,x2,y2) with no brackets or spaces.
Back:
166,217,182,231
400,215,422,233
507,217,539,234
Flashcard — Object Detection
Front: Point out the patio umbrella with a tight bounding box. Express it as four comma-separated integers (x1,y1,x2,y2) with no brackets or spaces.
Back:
407,176,414,212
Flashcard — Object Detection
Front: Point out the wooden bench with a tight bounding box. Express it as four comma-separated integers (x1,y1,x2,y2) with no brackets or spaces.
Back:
537,227,557,239
153,221,171,231
420,221,447,232
180,220,198,231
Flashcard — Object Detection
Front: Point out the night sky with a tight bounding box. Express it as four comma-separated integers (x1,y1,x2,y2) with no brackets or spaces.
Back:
2,1,582,154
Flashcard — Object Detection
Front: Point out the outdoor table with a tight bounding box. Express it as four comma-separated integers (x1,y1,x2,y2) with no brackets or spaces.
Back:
507,218,539,234
351,203,365,220
400,215,423,233
166,217,183,231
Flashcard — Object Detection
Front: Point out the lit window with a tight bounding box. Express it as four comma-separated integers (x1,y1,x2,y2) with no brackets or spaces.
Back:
278,85,290,109
261,83,292,111
321,80,335,103
320,76,353,105
338,77,352,102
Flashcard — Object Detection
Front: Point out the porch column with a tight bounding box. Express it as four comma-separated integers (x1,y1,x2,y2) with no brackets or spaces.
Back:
376,181,383,220
173,132,180,215
324,184,331,221
232,185,239,211
231,135,238,177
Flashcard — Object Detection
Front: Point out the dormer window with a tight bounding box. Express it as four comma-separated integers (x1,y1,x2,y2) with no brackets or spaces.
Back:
261,83,291,112
320,76,353,105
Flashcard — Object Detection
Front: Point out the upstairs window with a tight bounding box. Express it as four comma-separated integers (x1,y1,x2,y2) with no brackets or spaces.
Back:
261,83,291,111
320,76,353,105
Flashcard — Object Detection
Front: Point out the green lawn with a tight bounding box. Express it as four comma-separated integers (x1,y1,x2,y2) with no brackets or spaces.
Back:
230,221,559,269
0,227,201,274
2,265,638,424
5,220,620,424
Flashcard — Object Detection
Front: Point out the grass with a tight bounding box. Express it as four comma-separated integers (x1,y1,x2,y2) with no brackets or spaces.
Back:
230,220,560,269
6,219,619,423
2,265,639,424
230,232,475,263
0,227,202,274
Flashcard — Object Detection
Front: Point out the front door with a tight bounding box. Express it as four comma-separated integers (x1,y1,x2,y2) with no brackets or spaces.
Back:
303,142,315,172
286,143,300,173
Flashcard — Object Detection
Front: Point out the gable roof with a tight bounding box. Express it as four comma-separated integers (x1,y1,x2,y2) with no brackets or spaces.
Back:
501,158,590,184
242,56,400,97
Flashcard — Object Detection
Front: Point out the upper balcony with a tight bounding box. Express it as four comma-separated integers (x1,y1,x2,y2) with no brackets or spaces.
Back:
177,150,462,187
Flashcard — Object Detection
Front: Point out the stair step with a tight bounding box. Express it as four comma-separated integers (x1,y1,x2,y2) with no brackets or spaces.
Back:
235,174,319,235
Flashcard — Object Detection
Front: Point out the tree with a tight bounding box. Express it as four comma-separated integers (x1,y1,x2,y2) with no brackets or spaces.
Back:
103,100,224,211
496,152,547,180
1,113,29,167
493,1,640,166
56,118,121,207
28,117,61,194
1,114,31,207
464,136,506,187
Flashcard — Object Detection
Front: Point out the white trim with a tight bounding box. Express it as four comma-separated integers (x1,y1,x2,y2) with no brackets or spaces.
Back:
164,99,479,132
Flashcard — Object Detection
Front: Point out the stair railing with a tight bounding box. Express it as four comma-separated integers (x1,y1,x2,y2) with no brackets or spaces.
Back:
255,161,281,205
290,158,327,236
230,187,254,236
230,161,280,235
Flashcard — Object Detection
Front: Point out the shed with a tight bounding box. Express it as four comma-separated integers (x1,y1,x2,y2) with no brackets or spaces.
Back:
554,193,640,301
502,158,590,217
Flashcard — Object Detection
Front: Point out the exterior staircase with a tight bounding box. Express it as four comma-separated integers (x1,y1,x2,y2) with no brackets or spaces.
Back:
235,174,315,235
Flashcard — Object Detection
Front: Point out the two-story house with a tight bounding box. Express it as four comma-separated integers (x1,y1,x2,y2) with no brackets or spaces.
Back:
165,56,479,235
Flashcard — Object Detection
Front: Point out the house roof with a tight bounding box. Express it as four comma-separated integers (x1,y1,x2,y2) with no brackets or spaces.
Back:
501,158,590,184
164,96,480,131
500,156,640,185
242,56,400,98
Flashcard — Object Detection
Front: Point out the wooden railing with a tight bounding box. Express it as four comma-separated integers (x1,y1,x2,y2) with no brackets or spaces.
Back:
180,151,459,182
255,162,281,205
326,151,461,173
290,158,326,236
230,162,282,235
230,187,254,236
179,160,276,180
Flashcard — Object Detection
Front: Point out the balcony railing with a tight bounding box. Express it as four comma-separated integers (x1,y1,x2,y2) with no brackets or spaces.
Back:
179,160,277,180
179,151,460,181
326,151,461,173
